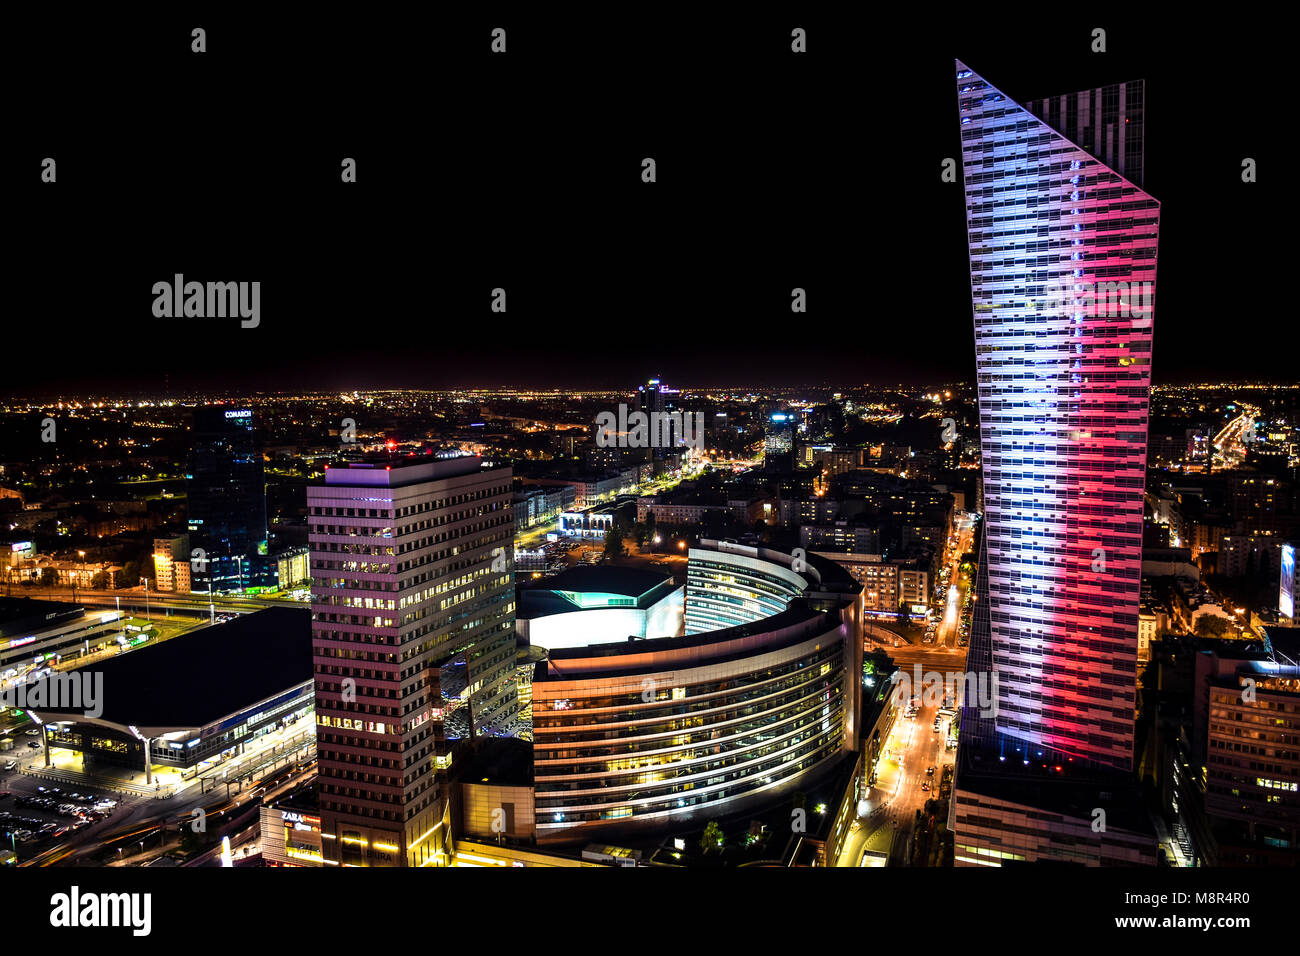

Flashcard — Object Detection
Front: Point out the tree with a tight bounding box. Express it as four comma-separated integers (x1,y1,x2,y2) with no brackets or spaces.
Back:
121,558,147,588
603,526,626,559
897,599,910,628
1194,615,1235,639
92,570,109,590
700,820,724,852
40,567,57,588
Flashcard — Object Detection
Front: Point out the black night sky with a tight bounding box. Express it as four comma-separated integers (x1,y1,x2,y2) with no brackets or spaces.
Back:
6,10,1286,394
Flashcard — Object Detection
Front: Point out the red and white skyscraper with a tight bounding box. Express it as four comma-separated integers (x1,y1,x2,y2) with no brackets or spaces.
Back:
958,59,1159,772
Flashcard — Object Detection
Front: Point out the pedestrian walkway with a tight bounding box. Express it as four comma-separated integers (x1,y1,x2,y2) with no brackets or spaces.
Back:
20,761,173,799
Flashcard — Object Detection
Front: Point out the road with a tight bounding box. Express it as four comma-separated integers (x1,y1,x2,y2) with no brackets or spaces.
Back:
935,513,975,649
837,689,957,867
13,584,304,618
1212,403,1258,468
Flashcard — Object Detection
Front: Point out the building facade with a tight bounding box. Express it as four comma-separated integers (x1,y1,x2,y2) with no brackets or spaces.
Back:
529,541,863,845
308,456,516,867
187,406,270,592
958,59,1158,771
153,535,191,594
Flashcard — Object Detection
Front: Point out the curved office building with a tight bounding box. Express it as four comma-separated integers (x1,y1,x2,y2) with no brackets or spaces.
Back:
684,546,810,634
530,540,862,843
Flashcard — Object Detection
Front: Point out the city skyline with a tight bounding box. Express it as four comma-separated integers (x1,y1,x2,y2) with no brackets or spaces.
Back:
2,8,1292,935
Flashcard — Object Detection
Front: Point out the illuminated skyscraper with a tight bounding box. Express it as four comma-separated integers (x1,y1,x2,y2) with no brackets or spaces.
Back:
309,456,516,866
187,407,269,592
765,413,795,471
958,59,1158,771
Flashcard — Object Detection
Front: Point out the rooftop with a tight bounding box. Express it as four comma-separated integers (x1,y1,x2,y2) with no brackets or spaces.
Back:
30,606,311,732
456,737,534,787
322,455,485,487
526,565,673,600
0,597,84,639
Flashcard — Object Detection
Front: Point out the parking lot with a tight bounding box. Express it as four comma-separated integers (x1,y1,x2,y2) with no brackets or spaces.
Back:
0,784,120,855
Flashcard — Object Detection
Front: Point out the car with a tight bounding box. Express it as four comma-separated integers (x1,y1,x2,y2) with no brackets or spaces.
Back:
933,724,941,733
24,729,40,736
921,782,931,792
926,766,935,776
27,741,41,749
0,791,11,800
3,760,16,772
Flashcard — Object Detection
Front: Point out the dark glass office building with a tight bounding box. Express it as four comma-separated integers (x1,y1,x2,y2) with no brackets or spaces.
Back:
187,406,270,592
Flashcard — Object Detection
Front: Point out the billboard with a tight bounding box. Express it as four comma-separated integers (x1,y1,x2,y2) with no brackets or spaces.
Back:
1281,544,1295,621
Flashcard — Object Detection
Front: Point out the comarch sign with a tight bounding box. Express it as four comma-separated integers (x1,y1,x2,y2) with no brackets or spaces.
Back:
224,410,252,419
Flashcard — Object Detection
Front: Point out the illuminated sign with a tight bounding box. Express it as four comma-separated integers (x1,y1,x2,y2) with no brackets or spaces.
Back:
1281,545,1295,621
224,409,252,419
8,636,37,649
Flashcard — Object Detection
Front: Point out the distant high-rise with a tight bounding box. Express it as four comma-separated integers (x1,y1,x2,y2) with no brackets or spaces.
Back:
187,407,269,592
636,377,682,461
308,456,515,867
765,413,795,470
952,59,1160,865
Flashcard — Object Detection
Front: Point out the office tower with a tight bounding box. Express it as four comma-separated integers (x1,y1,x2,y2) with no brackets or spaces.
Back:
636,377,679,460
187,407,269,592
951,59,1160,867
308,456,516,867
958,59,1157,771
1182,626,1300,865
765,413,795,470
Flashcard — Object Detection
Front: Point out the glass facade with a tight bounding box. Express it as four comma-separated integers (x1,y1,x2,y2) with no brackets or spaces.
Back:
685,552,807,634
532,544,861,842
958,60,1159,771
187,406,270,591
533,631,849,837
